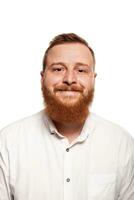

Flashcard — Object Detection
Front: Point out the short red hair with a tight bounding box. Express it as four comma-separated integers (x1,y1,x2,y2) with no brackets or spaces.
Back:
42,33,95,71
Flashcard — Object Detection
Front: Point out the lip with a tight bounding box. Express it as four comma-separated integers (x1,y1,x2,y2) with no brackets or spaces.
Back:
57,89,80,92
56,90,80,97
57,90,79,93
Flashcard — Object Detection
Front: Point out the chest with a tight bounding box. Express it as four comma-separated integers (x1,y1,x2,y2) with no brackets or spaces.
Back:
9,135,118,200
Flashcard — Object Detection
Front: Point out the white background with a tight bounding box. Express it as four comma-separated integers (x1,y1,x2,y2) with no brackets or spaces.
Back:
0,0,134,136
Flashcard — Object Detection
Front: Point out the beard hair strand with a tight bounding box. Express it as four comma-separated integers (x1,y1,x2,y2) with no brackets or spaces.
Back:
42,84,94,124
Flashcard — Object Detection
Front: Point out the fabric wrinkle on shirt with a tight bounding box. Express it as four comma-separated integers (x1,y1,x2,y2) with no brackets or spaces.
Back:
0,110,134,200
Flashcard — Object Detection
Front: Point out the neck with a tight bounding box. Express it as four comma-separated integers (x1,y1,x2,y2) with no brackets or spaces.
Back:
53,120,85,143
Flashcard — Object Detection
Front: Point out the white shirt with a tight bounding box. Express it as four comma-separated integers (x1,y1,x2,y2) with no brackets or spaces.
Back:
0,110,134,200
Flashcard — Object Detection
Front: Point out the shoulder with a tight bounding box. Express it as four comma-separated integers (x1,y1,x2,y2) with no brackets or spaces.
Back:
90,113,134,166
90,112,132,138
90,113,134,150
0,110,47,143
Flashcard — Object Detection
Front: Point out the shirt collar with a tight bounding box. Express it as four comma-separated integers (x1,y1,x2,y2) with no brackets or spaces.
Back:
43,110,96,143
44,112,65,139
76,112,96,143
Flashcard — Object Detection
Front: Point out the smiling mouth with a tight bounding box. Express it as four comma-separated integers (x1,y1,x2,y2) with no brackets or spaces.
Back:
57,90,80,93
56,89,80,92
59,90,77,91
56,90,80,97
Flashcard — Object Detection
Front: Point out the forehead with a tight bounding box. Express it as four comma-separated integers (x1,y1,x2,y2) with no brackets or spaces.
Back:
47,43,94,66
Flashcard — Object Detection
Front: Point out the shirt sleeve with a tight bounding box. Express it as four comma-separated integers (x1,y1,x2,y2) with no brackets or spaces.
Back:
118,134,134,200
0,130,12,200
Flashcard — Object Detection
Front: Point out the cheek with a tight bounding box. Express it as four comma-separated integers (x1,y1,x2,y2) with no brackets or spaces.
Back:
79,78,94,90
42,74,63,89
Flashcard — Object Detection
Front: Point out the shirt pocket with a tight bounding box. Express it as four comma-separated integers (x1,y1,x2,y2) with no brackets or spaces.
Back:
88,173,116,200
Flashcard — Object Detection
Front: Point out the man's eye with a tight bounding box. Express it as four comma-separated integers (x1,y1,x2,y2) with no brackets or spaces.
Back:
78,69,84,72
55,68,62,71
53,68,63,72
78,69,87,73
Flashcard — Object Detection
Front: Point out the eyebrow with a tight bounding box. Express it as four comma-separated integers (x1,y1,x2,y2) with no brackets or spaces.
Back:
49,62,90,68
75,62,90,67
49,62,66,68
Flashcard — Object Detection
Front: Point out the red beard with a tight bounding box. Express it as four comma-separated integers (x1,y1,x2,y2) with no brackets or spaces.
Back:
42,83,94,124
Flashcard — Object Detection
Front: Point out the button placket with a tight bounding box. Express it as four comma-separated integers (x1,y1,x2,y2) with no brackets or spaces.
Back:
63,145,72,200
66,178,70,182
66,148,69,152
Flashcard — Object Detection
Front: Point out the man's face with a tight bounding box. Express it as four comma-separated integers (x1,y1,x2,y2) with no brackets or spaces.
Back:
41,43,96,123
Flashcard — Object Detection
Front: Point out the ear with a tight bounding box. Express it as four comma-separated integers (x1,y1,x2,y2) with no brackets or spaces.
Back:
94,72,97,78
40,71,44,85
40,71,44,77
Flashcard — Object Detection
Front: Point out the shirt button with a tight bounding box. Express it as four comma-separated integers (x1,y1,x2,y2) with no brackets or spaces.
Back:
66,148,69,152
66,178,70,182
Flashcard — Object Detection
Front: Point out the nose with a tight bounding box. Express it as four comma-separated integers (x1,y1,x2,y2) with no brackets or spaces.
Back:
63,69,77,85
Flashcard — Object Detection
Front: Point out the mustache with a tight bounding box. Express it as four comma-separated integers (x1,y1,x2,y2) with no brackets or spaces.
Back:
54,84,84,92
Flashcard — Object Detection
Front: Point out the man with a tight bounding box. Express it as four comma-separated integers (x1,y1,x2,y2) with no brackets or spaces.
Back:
0,33,134,200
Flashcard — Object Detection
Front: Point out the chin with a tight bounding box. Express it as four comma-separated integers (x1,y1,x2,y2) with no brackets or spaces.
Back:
58,95,80,104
